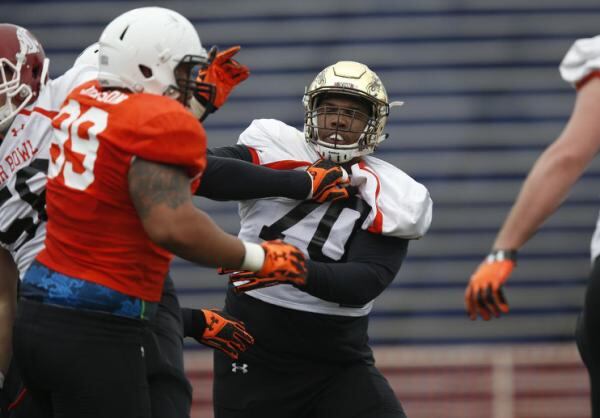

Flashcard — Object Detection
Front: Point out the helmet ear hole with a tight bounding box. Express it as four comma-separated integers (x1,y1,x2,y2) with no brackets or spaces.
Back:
138,65,153,79
31,65,40,80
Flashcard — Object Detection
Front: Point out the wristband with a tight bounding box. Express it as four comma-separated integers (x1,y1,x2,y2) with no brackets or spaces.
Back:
486,249,518,264
240,241,265,272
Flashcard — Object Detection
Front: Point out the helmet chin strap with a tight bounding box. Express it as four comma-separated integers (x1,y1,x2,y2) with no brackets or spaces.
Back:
0,111,15,136
0,95,17,134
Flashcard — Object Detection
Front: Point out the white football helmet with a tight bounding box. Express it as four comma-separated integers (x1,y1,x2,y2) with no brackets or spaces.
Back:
74,43,99,68
303,61,401,163
97,7,210,119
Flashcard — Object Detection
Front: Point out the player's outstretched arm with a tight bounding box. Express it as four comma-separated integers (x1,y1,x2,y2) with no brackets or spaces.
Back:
128,158,246,269
128,158,308,281
466,77,600,320
197,155,312,201
197,153,350,203
0,248,18,379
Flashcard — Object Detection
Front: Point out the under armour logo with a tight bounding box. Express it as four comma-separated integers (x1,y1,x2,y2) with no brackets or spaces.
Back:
231,363,248,374
11,124,25,137
271,251,288,261
206,316,219,331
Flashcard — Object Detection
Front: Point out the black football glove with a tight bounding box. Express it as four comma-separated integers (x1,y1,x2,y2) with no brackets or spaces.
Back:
198,309,254,359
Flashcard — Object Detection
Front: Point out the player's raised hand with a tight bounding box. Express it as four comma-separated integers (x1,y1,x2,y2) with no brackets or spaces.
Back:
229,240,307,293
465,250,517,320
195,45,249,112
306,159,351,203
198,309,254,360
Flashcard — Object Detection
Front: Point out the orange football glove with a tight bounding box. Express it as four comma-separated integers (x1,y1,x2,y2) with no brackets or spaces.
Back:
465,250,517,320
229,240,307,293
195,45,249,112
306,159,351,203
199,309,254,360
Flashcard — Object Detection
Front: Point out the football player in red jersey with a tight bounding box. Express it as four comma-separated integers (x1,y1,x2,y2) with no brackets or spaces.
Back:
69,41,351,418
465,34,600,417
9,8,317,418
0,23,351,418
0,27,352,418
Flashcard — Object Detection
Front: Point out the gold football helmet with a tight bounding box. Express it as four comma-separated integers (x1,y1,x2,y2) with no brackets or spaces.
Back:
303,61,401,163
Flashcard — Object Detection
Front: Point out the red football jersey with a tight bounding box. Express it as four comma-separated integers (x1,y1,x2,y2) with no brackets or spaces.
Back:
37,80,206,302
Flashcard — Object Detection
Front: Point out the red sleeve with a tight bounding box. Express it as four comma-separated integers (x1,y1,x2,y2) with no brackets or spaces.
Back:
110,95,207,180
128,109,207,179
246,146,261,164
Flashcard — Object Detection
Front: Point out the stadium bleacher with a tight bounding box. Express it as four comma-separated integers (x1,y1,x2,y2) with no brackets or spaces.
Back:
4,0,600,416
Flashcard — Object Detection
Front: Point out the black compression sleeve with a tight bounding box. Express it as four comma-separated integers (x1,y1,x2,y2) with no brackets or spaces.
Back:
302,230,409,306
181,307,206,340
196,154,311,200
207,144,254,161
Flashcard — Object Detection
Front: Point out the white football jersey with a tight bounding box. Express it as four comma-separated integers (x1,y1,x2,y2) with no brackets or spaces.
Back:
559,35,600,86
559,36,600,262
236,119,432,316
0,64,97,277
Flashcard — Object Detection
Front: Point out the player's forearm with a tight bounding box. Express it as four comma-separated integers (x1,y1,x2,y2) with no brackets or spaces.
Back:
0,297,15,375
129,158,247,269
302,231,409,305
207,145,255,162
493,142,592,250
181,307,206,339
197,155,310,201
495,80,600,250
303,260,396,306
152,203,246,268
0,249,18,375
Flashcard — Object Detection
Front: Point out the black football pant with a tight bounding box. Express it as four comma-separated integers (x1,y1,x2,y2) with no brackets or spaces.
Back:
576,256,600,418
13,299,151,418
8,275,191,418
145,275,192,418
213,291,406,418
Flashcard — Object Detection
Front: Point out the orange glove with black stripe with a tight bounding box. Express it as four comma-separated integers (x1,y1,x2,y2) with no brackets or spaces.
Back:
195,45,249,116
228,240,307,293
198,309,254,360
306,159,351,203
465,250,517,320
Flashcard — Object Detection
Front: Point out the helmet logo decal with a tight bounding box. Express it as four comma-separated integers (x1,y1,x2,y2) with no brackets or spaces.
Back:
16,27,40,56
315,70,326,86
367,77,382,95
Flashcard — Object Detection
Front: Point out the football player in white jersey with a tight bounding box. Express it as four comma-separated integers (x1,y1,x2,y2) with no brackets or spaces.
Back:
465,35,600,417
0,24,91,417
210,61,432,418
